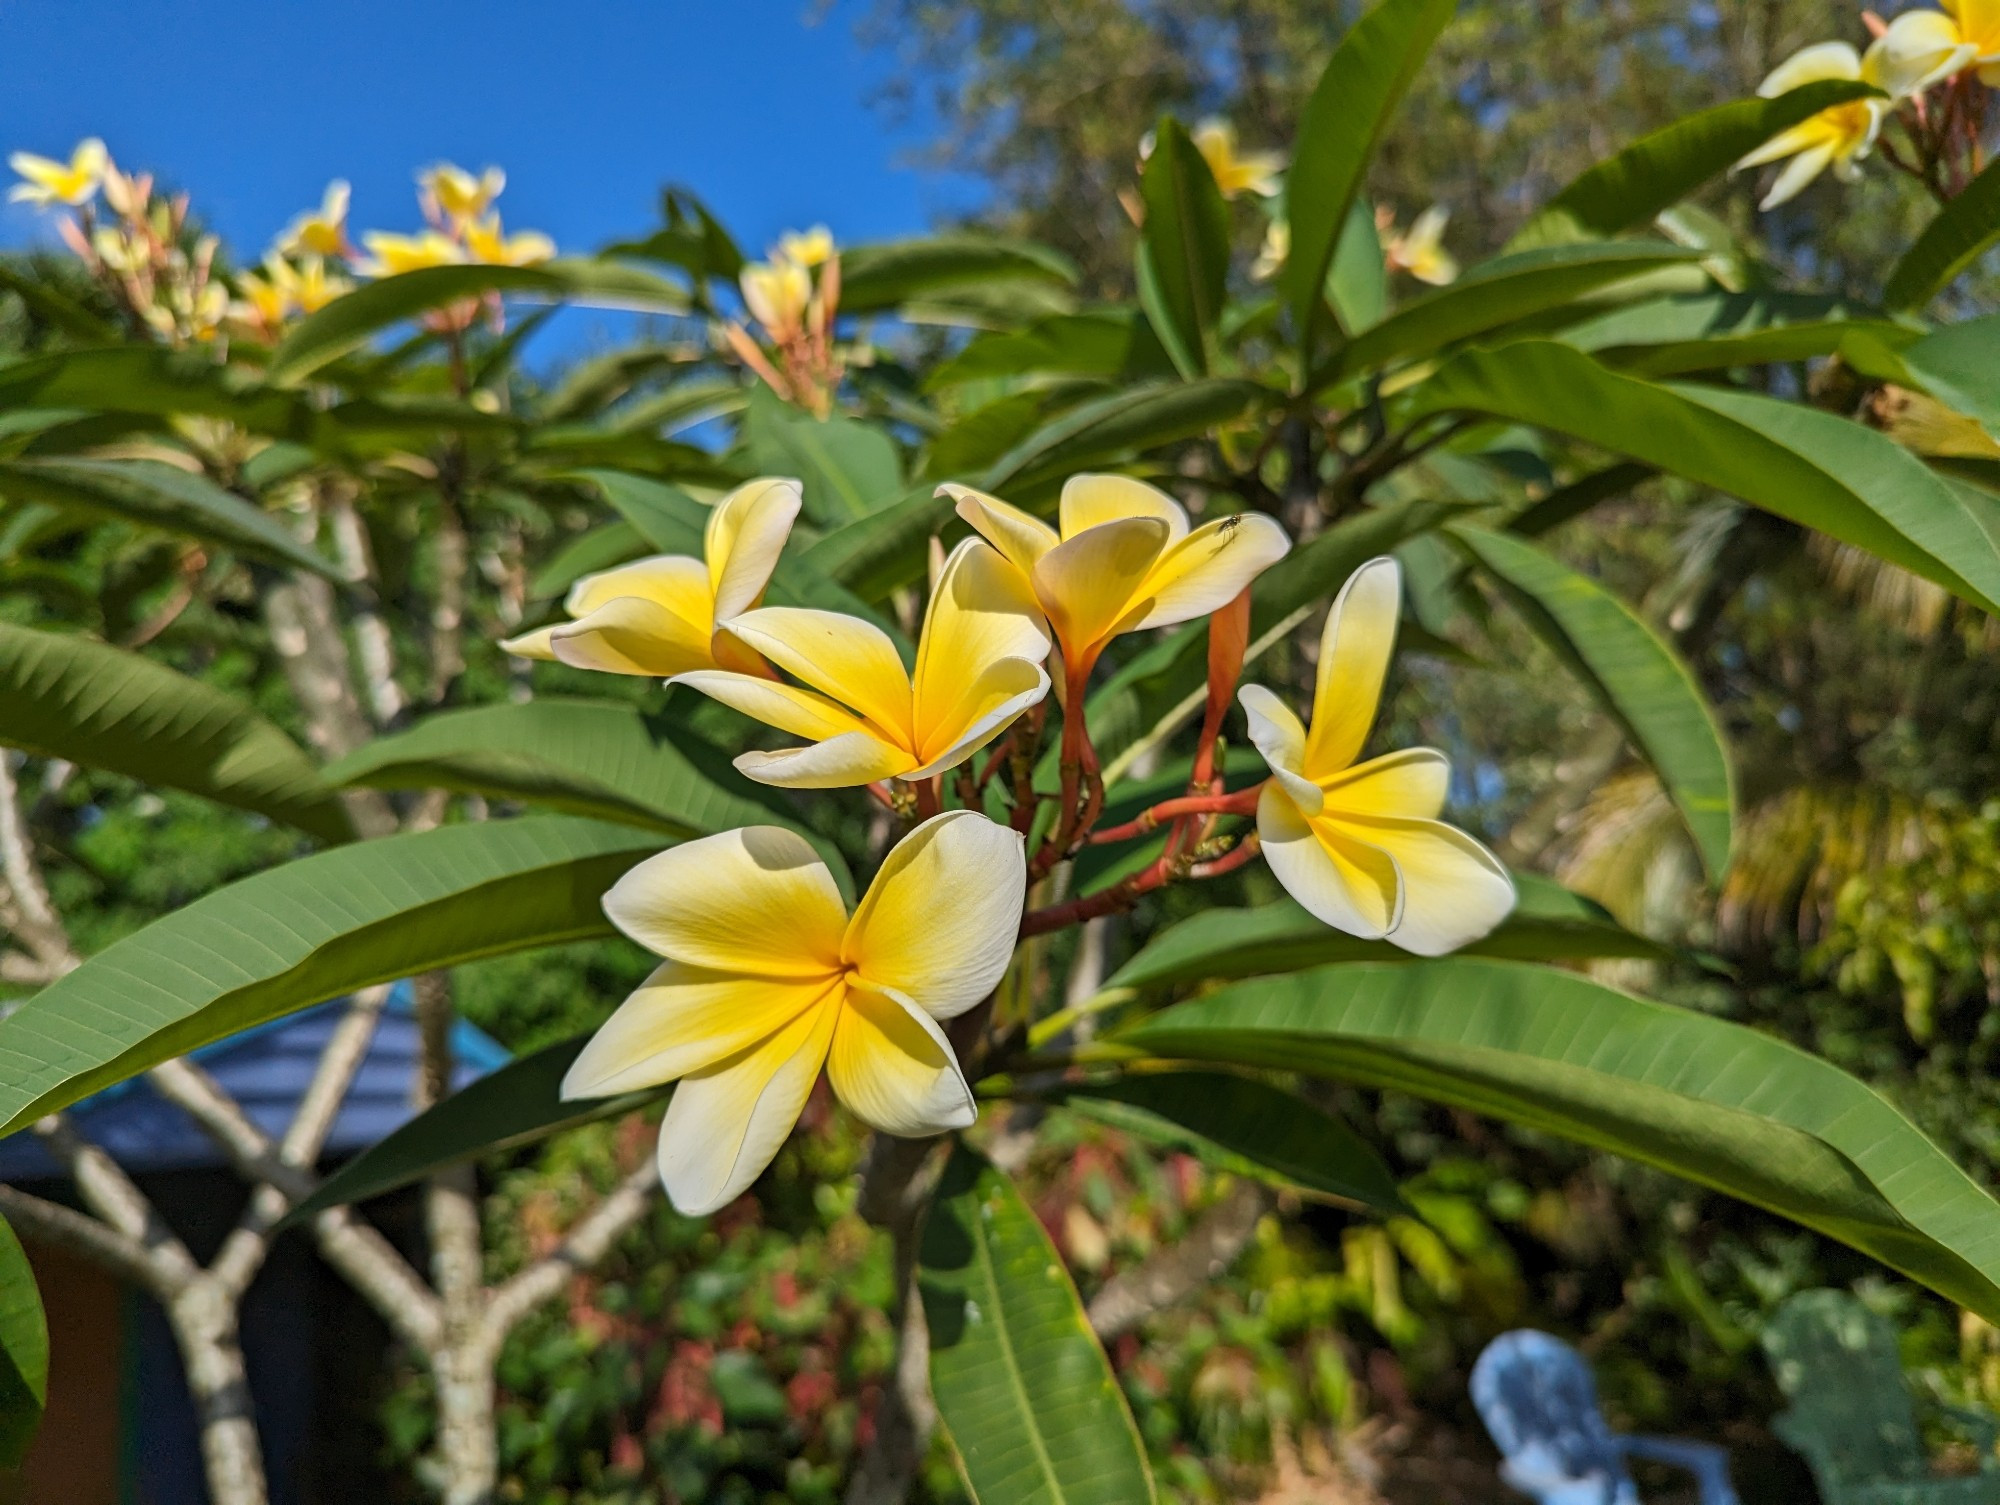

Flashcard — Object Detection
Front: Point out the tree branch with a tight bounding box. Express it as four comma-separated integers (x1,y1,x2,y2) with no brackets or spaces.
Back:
1086,1180,1272,1340
0,1183,163,1292
479,1156,658,1353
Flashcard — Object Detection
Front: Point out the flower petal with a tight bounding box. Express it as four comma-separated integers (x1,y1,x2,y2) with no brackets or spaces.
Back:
655,996,838,1215
1030,515,1171,659
551,597,716,677
1322,747,1450,821
906,658,1050,779
1258,782,1401,938
1760,139,1838,209
845,810,1026,1020
566,553,712,622
1305,557,1401,777
672,670,874,741
1758,40,1862,95
601,826,848,975
826,984,977,1136
735,731,918,788
942,484,1060,577
706,477,803,624
1128,512,1290,631
1059,473,1190,544
498,624,559,661
913,538,1051,749
1337,816,1515,956
561,963,835,1098
1239,684,1320,812
724,608,913,741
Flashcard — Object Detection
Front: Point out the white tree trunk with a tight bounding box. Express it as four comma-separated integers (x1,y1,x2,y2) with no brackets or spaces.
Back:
166,1279,268,1505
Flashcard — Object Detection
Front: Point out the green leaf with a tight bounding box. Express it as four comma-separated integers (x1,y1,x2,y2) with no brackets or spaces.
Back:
1409,340,2000,615
0,458,346,581
1893,316,2000,439
796,488,950,601
1885,154,2000,312
0,346,296,430
1043,1072,1406,1213
605,186,746,291
1510,81,1885,249
839,235,1078,316
0,263,115,341
1508,461,1655,537
1279,0,1454,355
924,312,1150,389
1452,525,1733,876
979,379,1261,493
324,698,809,842
266,260,690,385
743,388,904,525
570,468,709,554
1136,119,1231,379
1564,291,1911,377
0,621,351,843
0,1214,46,1470
1106,873,1665,993
0,817,661,1135
1326,197,1388,332
280,1033,659,1227
920,1145,1158,1505
528,520,646,600
1323,241,1700,382
1121,957,2000,1324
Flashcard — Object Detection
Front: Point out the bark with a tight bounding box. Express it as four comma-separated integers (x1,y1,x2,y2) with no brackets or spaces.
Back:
1087,1180,1273,1340
167,1280,268,1505
258,573,397,838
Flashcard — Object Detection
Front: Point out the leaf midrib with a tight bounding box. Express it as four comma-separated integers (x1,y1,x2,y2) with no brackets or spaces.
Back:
970,1194,1066,1502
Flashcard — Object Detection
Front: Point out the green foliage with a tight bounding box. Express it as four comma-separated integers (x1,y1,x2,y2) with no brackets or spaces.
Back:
0,1214,48,1470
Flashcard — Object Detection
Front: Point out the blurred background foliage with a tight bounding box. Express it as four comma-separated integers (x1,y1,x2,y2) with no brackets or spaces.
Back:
12,0,2000,1499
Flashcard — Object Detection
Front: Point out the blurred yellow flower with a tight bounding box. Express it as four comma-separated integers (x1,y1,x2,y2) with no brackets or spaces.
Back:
675,537,1051,788
422,162,505,223
1736,42,1889,209
279,255,351,314
231,261,294,331
1240,557,1515,955
1191,119,1283,199
9,139,109,208
278,181,351,258
357,230,466,277
501,477,802,677
1251,220,1289,282
741,257,813,341
945,474,1289,674
561,811,1023,1215
1387,206,1459,286
776,225,835,267
465,214,556,267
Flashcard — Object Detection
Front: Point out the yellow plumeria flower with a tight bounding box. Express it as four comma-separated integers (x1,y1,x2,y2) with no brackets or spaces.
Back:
357,230,466,277
1251,219,1289,282
1942,0,2000,81
1191,119,1284,199
465,214,556,267
1871,8,1982,94
776,225,835,267
501,477,802,677
1239,557,1514,955
676,538,1051,788
1388,206,1459,286
422,162,505,223
278,180,351,258
741,257,813,341
232,260,295,330
279,255,351,314
1736,42,1889,210
943,474,1290,674
8,139,108,208
562,811,1024,1214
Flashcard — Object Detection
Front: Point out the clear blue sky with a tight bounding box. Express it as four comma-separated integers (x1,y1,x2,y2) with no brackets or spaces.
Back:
0,0,980,275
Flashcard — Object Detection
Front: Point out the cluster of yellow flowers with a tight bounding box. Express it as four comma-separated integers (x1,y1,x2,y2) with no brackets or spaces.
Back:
7,140,556,341
724,226,843,418
515,474,1514,1213
1740,1,2000,208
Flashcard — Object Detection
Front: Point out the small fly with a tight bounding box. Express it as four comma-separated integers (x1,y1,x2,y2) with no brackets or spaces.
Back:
1214,514,1245,549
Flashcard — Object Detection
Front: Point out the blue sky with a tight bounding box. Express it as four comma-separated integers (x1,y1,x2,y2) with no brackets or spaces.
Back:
0,0,980,276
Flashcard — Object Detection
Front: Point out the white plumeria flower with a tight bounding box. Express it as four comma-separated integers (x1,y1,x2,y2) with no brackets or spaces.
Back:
1239,557,1515,955
563,812,1025,1215
8,138,108,207
1736,42,1889,210
1871,9,1979,95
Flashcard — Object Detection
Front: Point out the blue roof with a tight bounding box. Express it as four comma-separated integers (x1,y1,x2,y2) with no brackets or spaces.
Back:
0,983,511,1180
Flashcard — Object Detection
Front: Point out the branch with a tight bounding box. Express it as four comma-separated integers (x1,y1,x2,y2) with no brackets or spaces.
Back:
478,1157,658,1353
0,754,76,974
1086,1180,1272,1340
0,1183,163,1293
259,573,397,838
32,1115,198,1291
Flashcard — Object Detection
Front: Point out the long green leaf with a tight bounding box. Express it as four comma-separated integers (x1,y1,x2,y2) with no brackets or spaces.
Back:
1107,874,1666,994
0,457,345,580
1885,154,2000,312
0,346,300,429
1564,291,1911,378
839,235,1078,316
796,488,951,601
1044,1072,1406,1213
979,379,1260,493
528,520,647,600
0,817,661,1135
280,1033,660,1227
267,261,690,385
0,1214,47,1470
1325,241,1698,381
1125,959,2000,1322
920,1146,1158,1505
1453,525,1734,876
1511,81,1885,249
0,621,350,843
1279,0,1454,355
1136,119,1230,379
1893,315,2000,438
925,312,1149,389
1409,340,2000,615
743,387,904,524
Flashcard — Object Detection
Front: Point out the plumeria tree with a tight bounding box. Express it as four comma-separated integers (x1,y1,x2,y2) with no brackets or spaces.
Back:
8,0,2000,1500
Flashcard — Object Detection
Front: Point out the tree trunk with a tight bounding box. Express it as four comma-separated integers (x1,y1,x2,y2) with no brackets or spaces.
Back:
432,1335,499,1505
166,1278,269,1505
